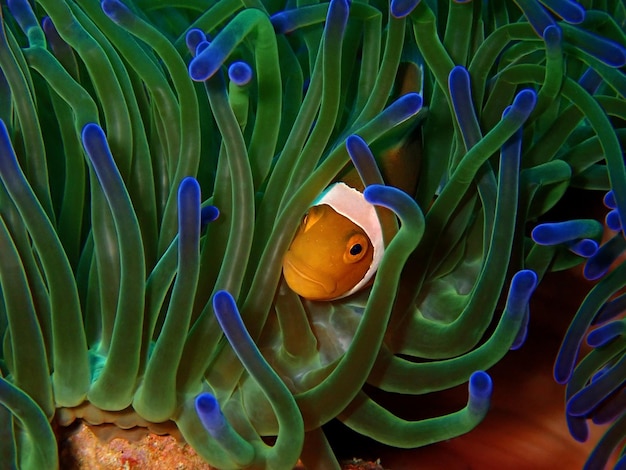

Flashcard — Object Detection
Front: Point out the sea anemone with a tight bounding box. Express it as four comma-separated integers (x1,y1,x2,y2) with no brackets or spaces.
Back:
0,0,624,469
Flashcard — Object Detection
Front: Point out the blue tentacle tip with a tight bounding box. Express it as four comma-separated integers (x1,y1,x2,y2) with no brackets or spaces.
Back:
391,0,421,19
81,123,108,156
448,65,481,149
595,294,626,325
568,239,598,258
509,89,537,119
604,190,616,209
532,220,597,245
384,92,423,125
540,0,585,24
542,24,562,49
213,290,235,315
228,61,253,86
189,43,223,82
363,184,397,207
101,0,134,25
346,134,370,159
554,339,579,384
195,393,225,434
326,0,350,34
195,41,210,58
566,414,589,442
346,135,384,187
270,12,290,35
363,184,419,218
586,321,624,348
566,387,602,418
178,177,201,212
583,235,626,281
505,270,538,318
7,0,38,34
346,135,374,167
41,16,60,44
468,371,493,415
186,28,206,56
606,210,622,232
566,27,626,68
81,123,121,186
212,290,244,337
518,0,557,37
201,205,220,227
567,355,626,418
449,65,470,89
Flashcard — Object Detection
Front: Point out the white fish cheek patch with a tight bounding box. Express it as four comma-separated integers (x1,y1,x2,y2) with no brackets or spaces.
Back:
313,182,385,299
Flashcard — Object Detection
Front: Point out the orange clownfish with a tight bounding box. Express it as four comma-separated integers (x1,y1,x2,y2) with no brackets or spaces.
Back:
282,182,386,301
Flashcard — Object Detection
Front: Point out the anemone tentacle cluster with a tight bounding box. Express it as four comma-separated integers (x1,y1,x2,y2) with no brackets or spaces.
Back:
0,0,624,469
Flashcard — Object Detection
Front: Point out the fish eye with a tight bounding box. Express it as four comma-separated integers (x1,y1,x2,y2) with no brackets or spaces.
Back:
344,233,369,263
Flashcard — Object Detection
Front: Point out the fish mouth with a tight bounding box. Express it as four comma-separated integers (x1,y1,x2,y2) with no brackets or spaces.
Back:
283,252,337,296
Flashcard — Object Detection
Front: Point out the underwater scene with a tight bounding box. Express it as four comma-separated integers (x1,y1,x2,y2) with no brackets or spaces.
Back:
0,0,625,468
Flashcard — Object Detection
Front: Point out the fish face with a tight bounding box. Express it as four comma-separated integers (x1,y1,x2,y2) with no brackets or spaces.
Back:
283,204,374,300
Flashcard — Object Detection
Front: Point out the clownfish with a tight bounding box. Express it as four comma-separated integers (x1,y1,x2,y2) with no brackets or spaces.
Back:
282,139,419,301
282,182,385,301
282,63,422,301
